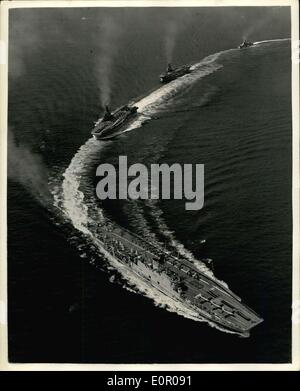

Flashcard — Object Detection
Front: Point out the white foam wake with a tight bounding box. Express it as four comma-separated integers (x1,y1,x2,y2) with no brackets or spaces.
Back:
134,59,223,117
58,142,233,330
146,198,229,288
59,138,109,235
54,48,236,332
254,38,291,45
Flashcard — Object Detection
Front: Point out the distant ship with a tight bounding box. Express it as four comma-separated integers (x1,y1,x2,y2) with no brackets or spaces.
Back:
95,219,263,336
238,40,254,49
91,105,138,140
160,63,192,83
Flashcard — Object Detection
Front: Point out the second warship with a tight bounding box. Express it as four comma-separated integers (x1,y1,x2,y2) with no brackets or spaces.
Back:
160,63,192,83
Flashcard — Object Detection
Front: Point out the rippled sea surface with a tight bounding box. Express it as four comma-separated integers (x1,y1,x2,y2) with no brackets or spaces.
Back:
8,8,292,363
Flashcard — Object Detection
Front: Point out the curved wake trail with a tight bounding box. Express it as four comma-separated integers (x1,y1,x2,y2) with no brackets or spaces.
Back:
121,50,225,134
55,139,223,327
61,138,105,234
136,53,223,115
146,198,225,281
52,47,252,332
254,38,291,45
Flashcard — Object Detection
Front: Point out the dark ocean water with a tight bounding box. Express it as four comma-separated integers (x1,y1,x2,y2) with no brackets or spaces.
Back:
8,8,292,363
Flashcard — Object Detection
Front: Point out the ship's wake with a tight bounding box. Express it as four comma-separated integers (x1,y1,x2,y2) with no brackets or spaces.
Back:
50,47,259,334
145,197,229,288
254,38,291,45
118,51,224,134
139,55,222,113
52,135,234,334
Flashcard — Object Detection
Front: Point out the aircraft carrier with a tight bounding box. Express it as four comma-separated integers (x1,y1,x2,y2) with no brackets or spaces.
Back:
95,219,263,336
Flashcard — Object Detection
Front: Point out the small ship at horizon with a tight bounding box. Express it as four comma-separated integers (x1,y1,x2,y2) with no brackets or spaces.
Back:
238,40,254,49
159,63,192,83
95,219,263,337
91,105,138,140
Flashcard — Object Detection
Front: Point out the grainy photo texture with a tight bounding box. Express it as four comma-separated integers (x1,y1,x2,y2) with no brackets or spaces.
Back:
3,2,298,367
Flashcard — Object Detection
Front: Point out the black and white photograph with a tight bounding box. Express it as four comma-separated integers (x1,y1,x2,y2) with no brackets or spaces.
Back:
0,0,299,369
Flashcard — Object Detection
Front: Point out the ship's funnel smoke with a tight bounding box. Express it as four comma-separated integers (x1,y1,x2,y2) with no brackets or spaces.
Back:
164,21,178,63
243,9,280,41
8,128,52,205
96,18,121,108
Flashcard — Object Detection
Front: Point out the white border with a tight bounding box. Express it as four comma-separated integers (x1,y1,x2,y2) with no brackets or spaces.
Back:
0,0,299,371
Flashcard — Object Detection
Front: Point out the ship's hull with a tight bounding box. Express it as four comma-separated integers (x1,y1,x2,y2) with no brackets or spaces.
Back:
92,106,138,140
94,222,263,335
96,237,254,337
160,65,192,83
92,122,135,141
130,263,250,337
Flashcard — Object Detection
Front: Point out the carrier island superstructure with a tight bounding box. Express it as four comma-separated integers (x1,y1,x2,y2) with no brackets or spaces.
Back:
95,220,263,336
